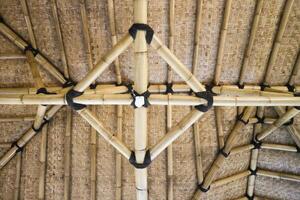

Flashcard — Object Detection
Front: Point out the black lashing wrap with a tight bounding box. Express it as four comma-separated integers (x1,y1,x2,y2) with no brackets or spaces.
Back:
197,183,210,193
255,115,265,124
24,45,39,56
246,194,254,200
129,23,154,44
237,83,245,89
249,168,257,176
194,91,213,112
11,141,23,153
283,118,294,126
65,89,86,111
126,84,150,108
236,113,249,125
129,150,151,169
63,78,75,88
252,137,262,150
165,83,174,94
260,83,270,91
36,87,56,95
32,118,50,133
286,84,295,93
219,148,230,158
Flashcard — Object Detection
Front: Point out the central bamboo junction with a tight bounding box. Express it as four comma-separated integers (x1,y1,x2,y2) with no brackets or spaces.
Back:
0,0,300,200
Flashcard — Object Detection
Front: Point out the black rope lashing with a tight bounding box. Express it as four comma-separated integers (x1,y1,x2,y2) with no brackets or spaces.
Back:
11,141,23,153
236,113,249,125
246,194,254,200
194,91,214,112
249,168,257,176
197,183,210,193
286,84,295,93
36,87,56,95
255,115,265,124
205,84,217,96
165,83,174,94
219,148,230,158
283,118,294,126
126,84,150,108
237,83,245,89
0,16,4,23
32,118,50,133
89,83,97,89
24,45,39,56
129,23,154,44
260,83,270,91
296,146,300,153
252,137,262,150
129,150,151,169
65,89,87,111
63,78,75,88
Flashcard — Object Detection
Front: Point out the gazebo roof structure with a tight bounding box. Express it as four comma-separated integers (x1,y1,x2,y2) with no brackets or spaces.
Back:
0,0,300,200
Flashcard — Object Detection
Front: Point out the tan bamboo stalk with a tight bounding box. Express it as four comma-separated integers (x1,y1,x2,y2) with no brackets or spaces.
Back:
230,144,254,155
215,107,225,149
79,1,97,199
264,0,295,84
0,21,66,84
256,107,300,141
14,152,22,200
289,51,300,85
150,109,204,160
64,108,72,200
274,106,300,147
214,0,232,85
133,1,148,199
0,105,62,169
50,0,69,78
247,107,264,197
213,87,294,97
38,124,48,200
0,143,12,148
248,117,275,124
20,0,37,48
0,116,35,122
73,34,133,92
257,169,300,183
26,50,44,88
0,53,26,60
77,108,131,159
239,0,264,84
151,35,206,92
200,107,255,190
261,143,298,152
168,0,175,82
211,170,251,188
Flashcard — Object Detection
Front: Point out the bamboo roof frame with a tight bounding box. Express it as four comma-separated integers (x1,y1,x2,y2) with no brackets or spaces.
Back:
0,1,300,200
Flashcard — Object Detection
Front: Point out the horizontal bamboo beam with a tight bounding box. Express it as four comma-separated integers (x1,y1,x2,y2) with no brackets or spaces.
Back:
257,169,300,183
211,170,251,188
0,53,26,60
0,116,35,122
261,143,298,152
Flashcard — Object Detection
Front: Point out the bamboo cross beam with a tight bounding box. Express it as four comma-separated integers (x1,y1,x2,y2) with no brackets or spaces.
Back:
14,152,22,200
239,0,264,85
261,143,299,153
211,170,251,188
274,107,300,147
0,116,35,122
257,169,300,183
199,107,255,191
256,107,300,141
263,0,295,84
64,108,72,200
213,87,294,97
0,20,67,84
214,0,232,85
0,105,62,169
0,53,26,60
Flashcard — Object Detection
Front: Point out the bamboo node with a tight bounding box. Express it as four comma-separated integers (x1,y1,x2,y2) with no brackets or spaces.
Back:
194,91,214,112
129,23,154,44
11,141,23,153
260,83,270,91
129,150,151,169
286,84,295,93
65,89,86,110
127,84,150,108
197,182,210,193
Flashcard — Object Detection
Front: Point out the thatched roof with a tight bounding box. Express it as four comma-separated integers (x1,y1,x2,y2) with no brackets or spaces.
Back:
0,0,299,200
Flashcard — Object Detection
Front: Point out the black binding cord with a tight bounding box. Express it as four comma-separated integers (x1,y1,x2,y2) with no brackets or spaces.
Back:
65,89,87,111
260,83,270,91
246,194,254,200
129,150,151,169
194,91,214,112
252,136,262,150
286,84,295,93
237,83,245,89
32,117,50,133
249,168,257,176
36,87,56,95
11,141,23,153
129,23,154,44
255,115,265,124
165,83,174,94
237,113,249,125
126,84,150,108
63,78,75,88
296,146,300,153
24,45,39,56
219,148,230,158
283,118,294,126
197,183,210,193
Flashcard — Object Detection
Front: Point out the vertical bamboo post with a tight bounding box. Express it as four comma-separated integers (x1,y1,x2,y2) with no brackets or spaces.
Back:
133,1,148,199
38,124,48,200
263,0,294,84
214,0,232,85
239,0,264,85
64,108,72,200
14,152,22,200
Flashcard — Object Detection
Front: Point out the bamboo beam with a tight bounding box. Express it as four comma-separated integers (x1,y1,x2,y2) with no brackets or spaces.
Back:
274,106,300,147
0,105,62,169
248,117,275,124
0,20,66,84
0,116,35,122
50,0,69,78
200,107,255,190
289,51,300,85
214,0,232,85
64,108,72,200
212,85,300,93
256,107,300,141
20,0,37,48
211,170,251,188
257,169,300,183
14,152,22,200
150,109,204,160
213,87,294,97
0,53,26,60
231,144,254,155
261,143,299,152
215,107,225,149
38,124,48,200
239,0,264,85
263,0,295,84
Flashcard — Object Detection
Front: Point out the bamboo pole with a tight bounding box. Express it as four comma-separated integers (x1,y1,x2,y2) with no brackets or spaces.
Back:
50,0,69,78
256,107,300,141
247,107,264,197
64,108,72,200
0,116,35,122
261,143,298,152
0,105,62,169
133,1,148,199
231,144,254,155
239,0,264,85
0,53,26,60
200,107,255,190
150,109,204,160
214,0,232,85
248,117,275,124
263,0,295,84
213,87,294,97
274,107,300,147
20,0,37,48
151,35,206,92
0,21,66,84
289,51,300,85
215,107,225,149
211,170,251,188
14,152,22,200
257,169,300,183
38,124,48,200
